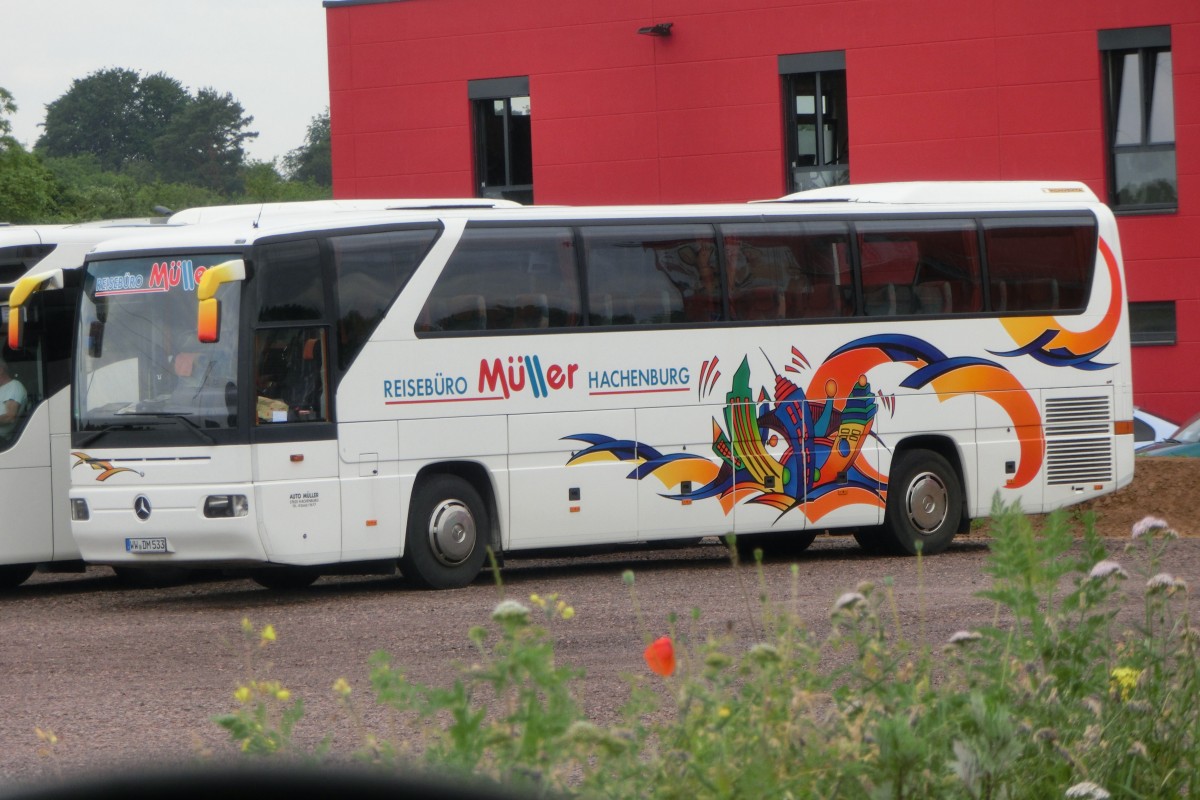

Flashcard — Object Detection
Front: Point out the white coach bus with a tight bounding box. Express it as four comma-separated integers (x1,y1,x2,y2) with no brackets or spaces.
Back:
39,182,1133,590
0,199,518,589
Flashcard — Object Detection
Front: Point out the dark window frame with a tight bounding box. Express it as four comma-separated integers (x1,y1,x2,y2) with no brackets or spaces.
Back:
779,51,849,194
1100,26,1176,213
1129,300,1177,346
469,77,533,205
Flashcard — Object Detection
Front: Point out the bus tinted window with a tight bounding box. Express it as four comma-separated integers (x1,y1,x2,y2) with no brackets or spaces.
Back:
257,239,325,322
581,224,719,325
720,221,852,320
332,228,437,369
857,219,981,316
419,226,580,332
983,216,1095,313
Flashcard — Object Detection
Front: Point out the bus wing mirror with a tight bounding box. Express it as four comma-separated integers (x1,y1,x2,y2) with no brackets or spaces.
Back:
7,269,64,350
196,259,245,344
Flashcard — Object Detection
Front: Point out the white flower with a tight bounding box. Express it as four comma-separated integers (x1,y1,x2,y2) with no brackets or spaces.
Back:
1146,573,1176,591
833,591,866,612
948,630,982,645
1131,516,1172,539
1088,560,1128,581
1065,781,1110,800
491,600,530,622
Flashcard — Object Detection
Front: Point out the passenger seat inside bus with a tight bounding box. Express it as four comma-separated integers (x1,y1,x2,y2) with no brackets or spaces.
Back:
512,293,550,329
442,294,487,331
914,280,953,314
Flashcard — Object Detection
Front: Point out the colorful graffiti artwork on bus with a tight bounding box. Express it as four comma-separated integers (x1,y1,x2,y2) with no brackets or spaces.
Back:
564,334,1042,523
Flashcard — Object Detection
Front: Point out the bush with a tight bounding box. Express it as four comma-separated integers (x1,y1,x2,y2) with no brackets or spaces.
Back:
216,506,1199,799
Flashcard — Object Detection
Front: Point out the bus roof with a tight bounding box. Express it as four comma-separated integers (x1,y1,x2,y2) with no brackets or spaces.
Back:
80,181,1110,259
770,180,1100,205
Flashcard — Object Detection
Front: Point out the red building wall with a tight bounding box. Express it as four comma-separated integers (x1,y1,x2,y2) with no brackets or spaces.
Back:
326,0,1198,421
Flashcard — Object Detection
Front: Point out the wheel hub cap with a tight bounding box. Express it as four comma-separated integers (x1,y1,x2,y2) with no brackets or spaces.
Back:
906,471,948,534
428,499,476,566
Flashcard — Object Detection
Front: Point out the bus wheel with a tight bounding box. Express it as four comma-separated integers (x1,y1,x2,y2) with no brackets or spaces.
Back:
251,566,321,590
726,530,817,560
882,449,962,556
0,564,35,591
401,475,488,590
851,527,891,554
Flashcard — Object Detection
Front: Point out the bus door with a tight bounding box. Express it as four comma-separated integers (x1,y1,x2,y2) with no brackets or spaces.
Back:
251,326,342,564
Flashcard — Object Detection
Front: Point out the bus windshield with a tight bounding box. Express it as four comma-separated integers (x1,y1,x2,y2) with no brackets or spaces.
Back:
75,254,241,434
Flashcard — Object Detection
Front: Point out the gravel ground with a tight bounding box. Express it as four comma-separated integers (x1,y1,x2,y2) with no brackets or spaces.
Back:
1,527,1192,788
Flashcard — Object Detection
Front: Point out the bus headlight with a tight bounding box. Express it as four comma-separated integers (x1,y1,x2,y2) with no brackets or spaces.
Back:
204,495,249,518
70,498,90,521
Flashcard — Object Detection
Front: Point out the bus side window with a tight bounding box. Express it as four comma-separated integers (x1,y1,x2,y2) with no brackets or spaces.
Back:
254,328,329,424
419,226,580,333
983,217,1094,313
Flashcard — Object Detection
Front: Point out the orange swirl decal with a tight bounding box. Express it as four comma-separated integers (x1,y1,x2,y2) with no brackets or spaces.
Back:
993,237,1122,371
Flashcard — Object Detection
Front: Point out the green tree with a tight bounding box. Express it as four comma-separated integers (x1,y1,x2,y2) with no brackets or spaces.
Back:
153,88,257,193
0,87,57,222
37,68,189,171
0,86,16,136
281,109,331,187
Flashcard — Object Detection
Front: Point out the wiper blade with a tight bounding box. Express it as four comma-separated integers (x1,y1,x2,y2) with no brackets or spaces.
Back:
135,413,217,445
76,420,168,448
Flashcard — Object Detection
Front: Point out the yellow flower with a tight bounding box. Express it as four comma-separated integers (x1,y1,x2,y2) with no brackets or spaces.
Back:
35,727,58,745
718,706,732,718
260,624,277,643
529,593,547,609
275,688,291,701
241,617,253,633
332,677,352,697
234,686,252,704
561,606,576,620
1110,667,1142,701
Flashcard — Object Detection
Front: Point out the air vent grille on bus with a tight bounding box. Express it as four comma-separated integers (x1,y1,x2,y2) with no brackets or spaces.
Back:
1044,396,1113,486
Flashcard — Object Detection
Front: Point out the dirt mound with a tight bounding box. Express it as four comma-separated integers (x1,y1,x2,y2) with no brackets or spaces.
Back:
1055,456,1200,538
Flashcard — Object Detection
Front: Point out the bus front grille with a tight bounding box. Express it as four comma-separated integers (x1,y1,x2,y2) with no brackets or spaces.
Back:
1044,396,1114,486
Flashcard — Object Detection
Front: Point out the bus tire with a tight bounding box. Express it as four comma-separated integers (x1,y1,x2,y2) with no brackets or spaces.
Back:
881,449,962,556
400,475,488,590
851,527,891,554
0,564,35,591
251,566,322,590
726,530,817,560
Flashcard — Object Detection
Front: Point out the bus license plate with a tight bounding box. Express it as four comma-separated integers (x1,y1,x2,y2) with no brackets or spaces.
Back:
126,537,169,554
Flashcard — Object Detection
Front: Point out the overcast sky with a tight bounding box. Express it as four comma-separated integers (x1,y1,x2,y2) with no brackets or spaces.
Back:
1,0,330,163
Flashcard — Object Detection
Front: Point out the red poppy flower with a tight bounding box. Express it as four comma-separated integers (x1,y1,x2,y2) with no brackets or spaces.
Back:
644,635,676,677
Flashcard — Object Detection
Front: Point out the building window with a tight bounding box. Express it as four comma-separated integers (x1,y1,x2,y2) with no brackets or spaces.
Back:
1100,27,1176,212
1129,300,1177,346
470,77,533,205
779,52,848,193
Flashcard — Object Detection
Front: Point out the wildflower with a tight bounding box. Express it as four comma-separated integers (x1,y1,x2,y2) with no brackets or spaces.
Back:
1146,573,1176,592
529,593,547,609
1088,560,1128,581
718,706,732,718
491,599,530,623
644,635,676,677
260,624,277,643
35,728,58,745
1065,781,1110,800
833,591,866,612
1131,516,1171,539
241,617,253,634
561,605,576,620
332,677,352,697
1110,667,1142,701
234,685,252,704
748,642,781,665
275,687,291,701
948,630,982,645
